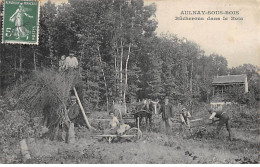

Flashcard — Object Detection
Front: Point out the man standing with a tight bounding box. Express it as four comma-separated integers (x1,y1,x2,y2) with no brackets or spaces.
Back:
67,96,80,122
180,107,192,130
65,51,79,70
159,97,174,134
208,107,232,141
58,55,66,71
140,99,149,112
61,95,80,143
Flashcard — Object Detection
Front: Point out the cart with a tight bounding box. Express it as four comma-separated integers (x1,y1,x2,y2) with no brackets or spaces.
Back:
95,127,142,144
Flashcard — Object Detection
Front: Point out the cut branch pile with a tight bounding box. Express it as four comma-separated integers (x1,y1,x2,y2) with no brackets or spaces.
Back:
10,69,81,139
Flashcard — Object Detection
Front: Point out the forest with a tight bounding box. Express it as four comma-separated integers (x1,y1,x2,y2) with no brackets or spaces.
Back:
0,0,259,110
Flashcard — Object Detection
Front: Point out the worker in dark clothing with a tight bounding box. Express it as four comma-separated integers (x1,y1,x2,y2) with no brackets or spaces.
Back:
67,96,80,123
140,99,149,111
208,108,232,141
180,107,192,130
159,97,174,134
61,96,80,143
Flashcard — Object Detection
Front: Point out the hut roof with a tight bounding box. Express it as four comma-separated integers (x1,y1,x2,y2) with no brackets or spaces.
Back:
212,74,247,85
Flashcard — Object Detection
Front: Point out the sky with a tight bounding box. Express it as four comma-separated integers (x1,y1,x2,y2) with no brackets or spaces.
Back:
42,0,260,68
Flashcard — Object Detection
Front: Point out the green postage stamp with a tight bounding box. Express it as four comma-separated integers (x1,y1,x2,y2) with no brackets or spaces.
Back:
2,0,40,44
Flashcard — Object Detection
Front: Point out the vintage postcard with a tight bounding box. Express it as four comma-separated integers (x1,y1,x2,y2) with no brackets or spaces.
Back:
0,0,259,165
2,0,40,44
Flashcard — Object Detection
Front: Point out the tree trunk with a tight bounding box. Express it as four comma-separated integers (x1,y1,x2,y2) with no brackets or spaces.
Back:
115,46,118,97
14,53,16,79
119,4,123,101
33,48,36,71
190,59,193,93
120,38,123,100
0,44,4,95
19,45,22,82
123,43,131,114
97,45,109,112
48,35,54,68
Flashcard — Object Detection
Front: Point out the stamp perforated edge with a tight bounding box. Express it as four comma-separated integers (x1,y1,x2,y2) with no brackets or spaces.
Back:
1,0,41,45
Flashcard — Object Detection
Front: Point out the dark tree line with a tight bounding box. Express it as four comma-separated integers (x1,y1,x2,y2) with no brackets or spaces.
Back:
0,0,259,110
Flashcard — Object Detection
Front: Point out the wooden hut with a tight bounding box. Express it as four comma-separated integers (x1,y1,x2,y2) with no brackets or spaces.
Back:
212,74,248,97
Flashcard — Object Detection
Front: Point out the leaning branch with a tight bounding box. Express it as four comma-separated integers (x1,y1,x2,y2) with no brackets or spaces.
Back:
73,87,93,129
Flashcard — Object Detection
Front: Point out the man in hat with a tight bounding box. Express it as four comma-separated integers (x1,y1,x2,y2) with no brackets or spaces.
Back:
65,51,78,70
67,96,80,122
159,96,174,134
61,95,80,142
208,107,232,141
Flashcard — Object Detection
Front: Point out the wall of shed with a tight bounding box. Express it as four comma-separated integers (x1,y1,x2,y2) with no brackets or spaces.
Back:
245,77,248,93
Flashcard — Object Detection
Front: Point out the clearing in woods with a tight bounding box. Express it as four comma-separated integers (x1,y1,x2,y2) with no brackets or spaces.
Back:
1,104,258,164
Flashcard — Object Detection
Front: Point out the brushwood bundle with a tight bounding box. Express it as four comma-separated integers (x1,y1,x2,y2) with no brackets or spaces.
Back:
9,69,82,138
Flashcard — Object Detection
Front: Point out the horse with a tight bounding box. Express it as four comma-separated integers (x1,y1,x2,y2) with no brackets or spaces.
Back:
132,99,161,130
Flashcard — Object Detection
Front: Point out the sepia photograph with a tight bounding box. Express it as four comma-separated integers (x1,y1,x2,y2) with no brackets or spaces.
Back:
0,0,259,164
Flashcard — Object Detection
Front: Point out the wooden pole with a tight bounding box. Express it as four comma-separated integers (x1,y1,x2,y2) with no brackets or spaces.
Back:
73,87,92,129
190,118,203,122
